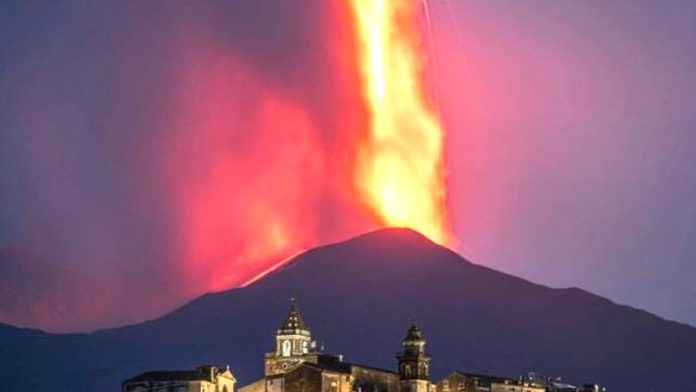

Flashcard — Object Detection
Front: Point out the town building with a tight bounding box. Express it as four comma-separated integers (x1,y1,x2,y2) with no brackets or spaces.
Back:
241,299,412,392
122,299,603,392
435,371,545,392
123,365,236,392
524,373,603,392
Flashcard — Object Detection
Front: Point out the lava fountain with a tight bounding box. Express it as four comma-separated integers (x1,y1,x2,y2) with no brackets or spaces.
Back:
0,1,458,332
348,0,453,245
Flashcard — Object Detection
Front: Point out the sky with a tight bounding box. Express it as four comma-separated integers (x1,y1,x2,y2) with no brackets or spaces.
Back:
1,0,695,331
432,0,696,327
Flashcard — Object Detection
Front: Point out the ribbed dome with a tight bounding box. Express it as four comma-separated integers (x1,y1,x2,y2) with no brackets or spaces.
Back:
279,298,309,333
403,323,424,342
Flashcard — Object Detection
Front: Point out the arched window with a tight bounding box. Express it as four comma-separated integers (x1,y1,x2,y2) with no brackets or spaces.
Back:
282,340,291,357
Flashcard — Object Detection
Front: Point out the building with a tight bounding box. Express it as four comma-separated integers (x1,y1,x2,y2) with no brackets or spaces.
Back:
398,324,431,392
239,300,603,392
123,365,236,392
435,372,545,392
524,373,605,392
240,299,426,392
124,299,603,392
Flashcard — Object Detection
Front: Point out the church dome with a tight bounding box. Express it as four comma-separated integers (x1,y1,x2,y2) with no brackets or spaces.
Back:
403,323,425,342
278,298,310,334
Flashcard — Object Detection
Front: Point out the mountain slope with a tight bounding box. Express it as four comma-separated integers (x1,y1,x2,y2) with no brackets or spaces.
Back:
1,228,695,391
0,248,115,332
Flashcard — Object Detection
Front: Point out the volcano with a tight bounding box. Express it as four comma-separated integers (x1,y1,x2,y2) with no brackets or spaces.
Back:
1,228,695,391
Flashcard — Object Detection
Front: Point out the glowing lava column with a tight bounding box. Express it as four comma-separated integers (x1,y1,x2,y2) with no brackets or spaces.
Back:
349,0,452,245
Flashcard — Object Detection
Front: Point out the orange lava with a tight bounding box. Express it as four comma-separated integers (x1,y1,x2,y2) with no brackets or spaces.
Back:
348,0,452,245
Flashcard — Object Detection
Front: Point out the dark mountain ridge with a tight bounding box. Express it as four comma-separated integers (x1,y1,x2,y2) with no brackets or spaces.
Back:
1,228,695,391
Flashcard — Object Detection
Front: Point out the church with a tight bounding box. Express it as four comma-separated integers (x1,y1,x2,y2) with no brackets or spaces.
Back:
238,298,430,392
123,300,602,392
238,300,602,392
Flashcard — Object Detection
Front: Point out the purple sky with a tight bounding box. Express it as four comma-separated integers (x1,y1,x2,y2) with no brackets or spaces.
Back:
1,0,695,330
432,0,696,326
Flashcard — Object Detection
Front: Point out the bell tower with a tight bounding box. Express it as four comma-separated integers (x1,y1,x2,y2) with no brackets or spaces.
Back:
264,298,313,376
397,324,431,392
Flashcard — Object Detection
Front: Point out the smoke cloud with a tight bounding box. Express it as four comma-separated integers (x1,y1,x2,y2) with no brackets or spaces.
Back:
0,1,378,331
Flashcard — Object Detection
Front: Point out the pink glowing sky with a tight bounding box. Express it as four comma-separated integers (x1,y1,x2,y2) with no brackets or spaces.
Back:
0,0,695,331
